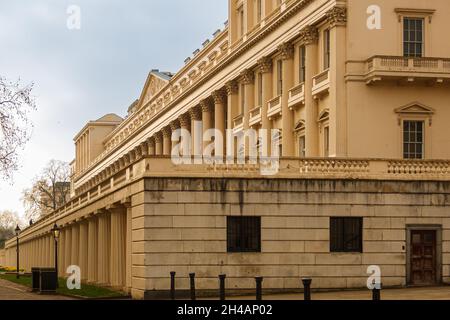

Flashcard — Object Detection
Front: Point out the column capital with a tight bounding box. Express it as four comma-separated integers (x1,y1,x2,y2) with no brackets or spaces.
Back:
212,89,227,104
239,69,255,84
326,6,347,27
161,126,172,138
200,98,213,113
170,119,180,131
189,106,202,121
257,56,273,73
225,80,239,95
178,113,190,127
147,136,155,147
300,25,319,45
278,42,295,60
153,132,162,143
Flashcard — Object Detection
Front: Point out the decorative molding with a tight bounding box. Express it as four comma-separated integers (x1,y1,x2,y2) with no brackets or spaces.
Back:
153,132,162,143
189,106,202,121
300,25,319,44
212,89,227,104
161,126,172,138
240,69,255,84
225,80,239,95
278,42,294,60
200,98,213,113
326,6,347,27
395,8,435,23
170,119,180,131
178,113,190,128
257,56,273,73
395,102,435,126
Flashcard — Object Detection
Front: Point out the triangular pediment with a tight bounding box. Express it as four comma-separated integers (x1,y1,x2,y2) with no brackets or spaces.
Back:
294,120,306,131
136,70,173,110
318,108,330,122
395,102,435,115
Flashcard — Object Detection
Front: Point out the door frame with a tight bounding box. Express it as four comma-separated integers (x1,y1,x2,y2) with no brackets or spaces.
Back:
406,224,442,286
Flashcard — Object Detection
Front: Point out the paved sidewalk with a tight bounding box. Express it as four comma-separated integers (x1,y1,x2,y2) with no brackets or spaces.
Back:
223,286,450,300
0,278,73,300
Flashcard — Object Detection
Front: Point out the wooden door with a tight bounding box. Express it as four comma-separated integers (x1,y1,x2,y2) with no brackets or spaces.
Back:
410,230,436,285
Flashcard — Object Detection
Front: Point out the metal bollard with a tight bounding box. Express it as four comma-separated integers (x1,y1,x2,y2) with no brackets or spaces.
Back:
302,278,312,301
255,277,263,301
190,273,196,301
170,271,176,300
219,274,226,301
372,287,381,301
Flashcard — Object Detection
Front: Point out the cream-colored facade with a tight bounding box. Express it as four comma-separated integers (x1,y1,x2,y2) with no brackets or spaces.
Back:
5,0,450,299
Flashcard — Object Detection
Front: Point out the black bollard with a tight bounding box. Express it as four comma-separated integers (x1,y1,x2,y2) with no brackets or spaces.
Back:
190,273,196,300
170,271,176,300
372,287,381,301
219,274,226,300
302,278,312,301
255,277,263,301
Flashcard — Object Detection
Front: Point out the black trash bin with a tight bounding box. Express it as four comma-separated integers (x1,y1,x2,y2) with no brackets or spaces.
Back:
31,268,41,292
39,268,57,294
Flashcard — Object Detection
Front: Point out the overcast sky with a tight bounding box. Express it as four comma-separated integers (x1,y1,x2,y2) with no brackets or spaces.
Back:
0,0,228,216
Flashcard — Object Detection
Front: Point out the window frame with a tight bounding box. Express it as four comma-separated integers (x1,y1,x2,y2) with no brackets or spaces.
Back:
299,45,306,84
403,120,425,159
227,216,262,253
330,217,363,253
323,29,331,70
403,17,424,57
277,59,283,95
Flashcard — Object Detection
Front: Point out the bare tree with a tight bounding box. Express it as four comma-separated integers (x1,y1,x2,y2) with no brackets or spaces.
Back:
22,160,71,222
0,210,22,248
0,76,36,180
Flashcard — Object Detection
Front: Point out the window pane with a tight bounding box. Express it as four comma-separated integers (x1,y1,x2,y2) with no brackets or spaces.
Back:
227,217,261,252
330,218,363,252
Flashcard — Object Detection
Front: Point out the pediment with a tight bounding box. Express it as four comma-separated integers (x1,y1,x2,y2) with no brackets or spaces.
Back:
395,102,435,115
136,71,172,110
294,120,306,131
318,108,330,122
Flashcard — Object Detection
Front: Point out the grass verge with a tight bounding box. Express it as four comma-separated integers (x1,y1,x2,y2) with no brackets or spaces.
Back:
0,273,127,299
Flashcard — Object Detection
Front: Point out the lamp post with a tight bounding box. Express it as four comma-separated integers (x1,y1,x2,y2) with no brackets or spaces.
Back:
15,225,21,279
51,223,60,288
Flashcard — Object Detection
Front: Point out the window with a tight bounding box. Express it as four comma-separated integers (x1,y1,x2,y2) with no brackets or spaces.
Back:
403,120,424,159
227,217,261,252
403,18,424,57
330,218,363,253
299,45,306,83
277,60,283,95
323,29,331,70
238,7,245,37
299,136,306,158
240,83,245,114
324,126,329,157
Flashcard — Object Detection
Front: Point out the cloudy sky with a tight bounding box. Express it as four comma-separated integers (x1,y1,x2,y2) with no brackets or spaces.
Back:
0,0,228,216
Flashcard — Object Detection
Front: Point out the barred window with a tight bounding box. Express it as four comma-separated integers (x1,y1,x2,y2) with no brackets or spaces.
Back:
330,217,363,253
227,217,261,253
403,120,424,159
404,18,424,57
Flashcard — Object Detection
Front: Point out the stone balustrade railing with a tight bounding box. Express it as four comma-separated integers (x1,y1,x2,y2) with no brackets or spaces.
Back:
6,156,450,247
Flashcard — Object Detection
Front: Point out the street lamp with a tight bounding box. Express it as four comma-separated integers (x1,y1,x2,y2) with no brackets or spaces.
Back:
51,223,60,288
15,225,21,279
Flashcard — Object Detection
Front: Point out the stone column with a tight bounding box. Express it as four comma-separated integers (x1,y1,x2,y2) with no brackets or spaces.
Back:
189,107,202,161
64,226,72,272
110,206,127,289
200,98,213,151
257,56,273,153
170,119,181,155
240,69,255,132
147,137,156,156
79,221,89,281
279,42,295,157
301,26,320,157
327,6,347,157
162,126,172,156
97,212,111,285
87,216,98,283
212,89,227,158
154,133,163,156
226,81,239,159
125,202,132,292
71,224,79,267
58,229,65,276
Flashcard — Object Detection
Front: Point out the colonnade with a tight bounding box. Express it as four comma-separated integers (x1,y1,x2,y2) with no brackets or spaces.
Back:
6,204,130,291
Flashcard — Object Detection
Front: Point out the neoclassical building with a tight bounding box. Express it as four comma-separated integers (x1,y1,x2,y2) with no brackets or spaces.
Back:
5,0,450,299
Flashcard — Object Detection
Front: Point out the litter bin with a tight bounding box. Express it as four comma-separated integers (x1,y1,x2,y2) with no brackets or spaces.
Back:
31,268,41,292
39,268,57,294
